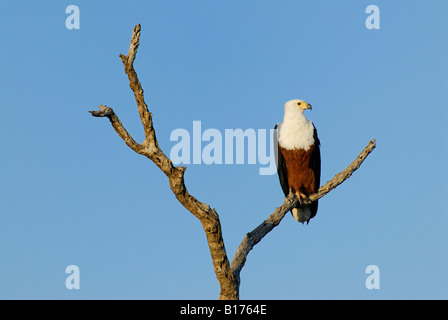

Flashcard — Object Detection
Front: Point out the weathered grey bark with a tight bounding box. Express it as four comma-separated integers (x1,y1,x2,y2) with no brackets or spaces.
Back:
89,24,376,300
90,24,237,300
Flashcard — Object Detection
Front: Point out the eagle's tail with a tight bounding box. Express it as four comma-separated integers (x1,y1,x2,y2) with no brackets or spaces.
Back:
291,207,312,224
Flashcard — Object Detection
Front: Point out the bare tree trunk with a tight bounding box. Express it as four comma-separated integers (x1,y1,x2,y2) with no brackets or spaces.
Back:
89,24,376,300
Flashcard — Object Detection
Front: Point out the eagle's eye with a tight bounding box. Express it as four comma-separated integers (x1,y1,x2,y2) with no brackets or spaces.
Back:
297,102,301,106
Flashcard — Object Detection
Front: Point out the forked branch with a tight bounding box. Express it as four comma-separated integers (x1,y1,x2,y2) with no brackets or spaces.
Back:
90,24,237,300
89,24,376,300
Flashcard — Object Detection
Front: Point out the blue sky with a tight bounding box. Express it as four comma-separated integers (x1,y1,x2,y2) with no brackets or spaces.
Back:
0,0,447,299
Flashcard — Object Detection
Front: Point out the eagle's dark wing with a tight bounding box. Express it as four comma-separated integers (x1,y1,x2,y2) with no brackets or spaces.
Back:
309,123,321,221
274,124,289,197
311,123,321,192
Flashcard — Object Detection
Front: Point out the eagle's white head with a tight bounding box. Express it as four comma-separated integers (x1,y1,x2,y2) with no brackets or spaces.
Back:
284,99,312,113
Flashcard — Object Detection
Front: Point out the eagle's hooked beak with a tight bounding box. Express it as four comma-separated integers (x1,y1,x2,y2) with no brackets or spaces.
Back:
307,103,312,110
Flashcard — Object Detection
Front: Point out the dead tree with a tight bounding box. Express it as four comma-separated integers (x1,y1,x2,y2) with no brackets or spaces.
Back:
89,24,376,300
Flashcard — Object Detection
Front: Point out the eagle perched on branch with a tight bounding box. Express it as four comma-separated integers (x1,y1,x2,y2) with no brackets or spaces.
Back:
275,99,321,224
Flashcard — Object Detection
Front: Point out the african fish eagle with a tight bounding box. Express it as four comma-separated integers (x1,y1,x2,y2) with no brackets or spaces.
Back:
275,99,321,224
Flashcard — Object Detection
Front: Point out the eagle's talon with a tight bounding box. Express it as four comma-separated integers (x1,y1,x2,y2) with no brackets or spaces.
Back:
295,192,308,205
